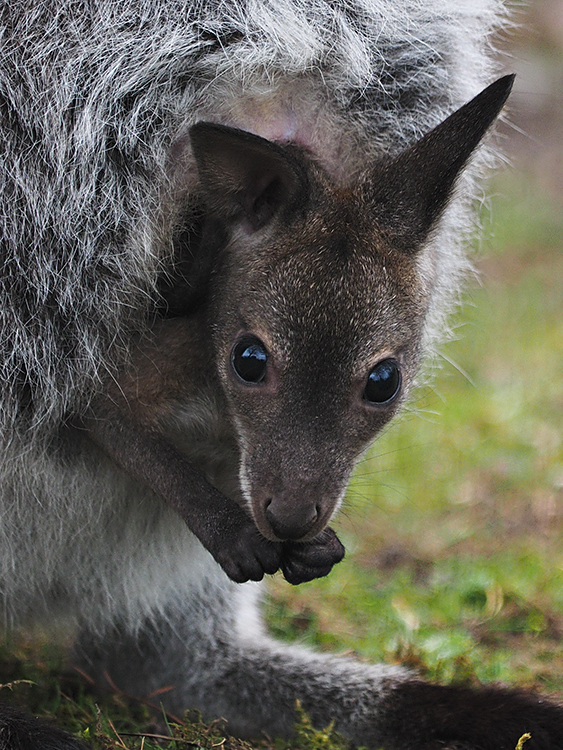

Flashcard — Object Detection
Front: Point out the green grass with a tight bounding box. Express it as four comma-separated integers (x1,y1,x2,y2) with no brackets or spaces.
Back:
2,174,563,745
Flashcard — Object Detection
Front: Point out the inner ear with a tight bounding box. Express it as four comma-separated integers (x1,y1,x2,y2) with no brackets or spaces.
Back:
242,174,287,231
157,210,228,318
189,122,308,232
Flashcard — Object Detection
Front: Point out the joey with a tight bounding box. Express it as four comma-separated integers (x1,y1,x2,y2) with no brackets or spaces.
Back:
87,77,514,586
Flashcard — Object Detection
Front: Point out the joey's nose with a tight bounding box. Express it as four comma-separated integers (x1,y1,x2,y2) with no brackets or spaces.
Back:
265,499,319,540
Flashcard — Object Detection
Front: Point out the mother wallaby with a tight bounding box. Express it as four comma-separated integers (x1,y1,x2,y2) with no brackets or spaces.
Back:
1,1,562,748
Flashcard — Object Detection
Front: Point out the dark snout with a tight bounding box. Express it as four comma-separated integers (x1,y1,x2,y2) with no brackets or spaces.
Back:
249,477,343,542
244,443,351,543
265,496,319,540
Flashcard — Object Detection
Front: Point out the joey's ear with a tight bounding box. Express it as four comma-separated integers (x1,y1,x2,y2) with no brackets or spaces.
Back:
189,122,309,232
369,74,515,252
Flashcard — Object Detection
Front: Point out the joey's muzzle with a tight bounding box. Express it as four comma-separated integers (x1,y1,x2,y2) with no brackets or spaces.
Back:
248,479,341,542
240,436,351,542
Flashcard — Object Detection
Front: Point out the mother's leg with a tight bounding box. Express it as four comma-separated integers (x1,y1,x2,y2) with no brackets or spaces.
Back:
72,564,563,750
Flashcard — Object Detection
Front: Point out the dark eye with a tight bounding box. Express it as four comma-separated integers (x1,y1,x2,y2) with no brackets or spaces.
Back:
231,337,268,384
363,359,401,405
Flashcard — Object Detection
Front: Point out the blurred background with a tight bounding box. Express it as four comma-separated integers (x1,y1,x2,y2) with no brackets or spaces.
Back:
504,0,563,196
267,0,563,693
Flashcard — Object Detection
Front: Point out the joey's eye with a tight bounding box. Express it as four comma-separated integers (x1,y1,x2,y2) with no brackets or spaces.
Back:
363,359,401,405
231,337,268,384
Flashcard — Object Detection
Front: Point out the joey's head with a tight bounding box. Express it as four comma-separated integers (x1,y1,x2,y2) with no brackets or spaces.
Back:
189,75,514,543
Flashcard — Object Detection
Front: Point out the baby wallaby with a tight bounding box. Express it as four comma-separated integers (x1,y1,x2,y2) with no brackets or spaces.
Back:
87,77,512,585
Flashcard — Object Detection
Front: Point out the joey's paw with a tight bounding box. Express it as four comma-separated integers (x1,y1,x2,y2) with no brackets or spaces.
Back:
214,519,282,584
281,527,345,585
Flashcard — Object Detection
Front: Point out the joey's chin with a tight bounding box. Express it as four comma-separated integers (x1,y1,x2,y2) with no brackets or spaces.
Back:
257,523,328,544
250,512,293,543
251,507,331,544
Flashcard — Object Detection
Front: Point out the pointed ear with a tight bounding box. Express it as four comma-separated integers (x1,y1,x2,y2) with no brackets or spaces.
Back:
189,122,309,232
369,74,515,252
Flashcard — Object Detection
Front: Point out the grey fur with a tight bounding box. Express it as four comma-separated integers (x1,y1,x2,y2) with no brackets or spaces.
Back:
3,3,559,750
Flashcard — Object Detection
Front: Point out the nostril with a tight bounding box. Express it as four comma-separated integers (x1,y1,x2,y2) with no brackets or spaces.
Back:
264,500,276,529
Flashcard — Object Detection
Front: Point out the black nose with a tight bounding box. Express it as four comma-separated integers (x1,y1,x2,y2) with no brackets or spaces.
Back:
265,499,319,540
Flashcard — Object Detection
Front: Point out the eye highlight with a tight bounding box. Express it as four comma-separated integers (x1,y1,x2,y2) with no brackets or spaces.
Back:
231,336,268,384
363,359,401,405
